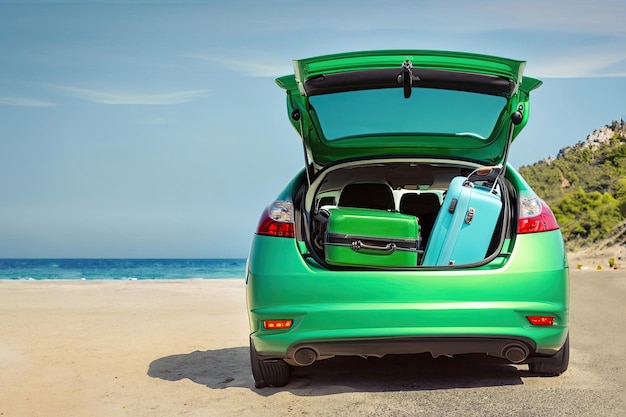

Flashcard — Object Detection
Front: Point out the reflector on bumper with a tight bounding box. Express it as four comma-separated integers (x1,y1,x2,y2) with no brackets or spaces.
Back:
263,320,293,330
527,316,555,326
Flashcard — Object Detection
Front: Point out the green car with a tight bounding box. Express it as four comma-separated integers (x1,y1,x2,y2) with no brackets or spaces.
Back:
246,50,569,388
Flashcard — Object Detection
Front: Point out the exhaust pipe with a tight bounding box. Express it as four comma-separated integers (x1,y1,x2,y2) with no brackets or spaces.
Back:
502,343,529,363
293,347,318,366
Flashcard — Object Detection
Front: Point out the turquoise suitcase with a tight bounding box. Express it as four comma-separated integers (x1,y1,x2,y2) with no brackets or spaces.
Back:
323,207,420,267
422,168,503,266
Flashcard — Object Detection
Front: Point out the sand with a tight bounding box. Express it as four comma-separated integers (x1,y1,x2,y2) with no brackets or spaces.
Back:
0,279,249,417
567,245,626,271
1,269,624,417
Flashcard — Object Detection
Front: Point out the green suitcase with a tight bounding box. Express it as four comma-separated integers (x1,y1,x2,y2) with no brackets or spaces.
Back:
323,207,420,267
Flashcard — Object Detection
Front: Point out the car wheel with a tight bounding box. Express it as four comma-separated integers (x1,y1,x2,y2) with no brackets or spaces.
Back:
249,338,292,388
259,359,291,387
529,334,570,376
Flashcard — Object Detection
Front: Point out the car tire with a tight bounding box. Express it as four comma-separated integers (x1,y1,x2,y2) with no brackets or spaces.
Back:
529,334,570,376
259,359,291,387
249,338,292,388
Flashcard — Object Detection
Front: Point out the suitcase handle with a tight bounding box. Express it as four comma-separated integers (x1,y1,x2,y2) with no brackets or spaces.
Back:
465,165,502,194
351,240,397,255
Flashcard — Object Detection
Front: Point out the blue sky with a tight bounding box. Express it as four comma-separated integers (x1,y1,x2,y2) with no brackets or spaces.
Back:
1,0,626,258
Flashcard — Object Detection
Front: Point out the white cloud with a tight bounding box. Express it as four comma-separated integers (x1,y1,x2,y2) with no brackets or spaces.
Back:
55,86,210,105
0,97,56,107
207,0,626,38
188,54,292,78
478,0,626,36
528,46,626,79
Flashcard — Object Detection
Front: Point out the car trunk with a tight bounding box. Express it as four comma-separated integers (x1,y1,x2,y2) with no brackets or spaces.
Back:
277,51,539,269
301,159,514,268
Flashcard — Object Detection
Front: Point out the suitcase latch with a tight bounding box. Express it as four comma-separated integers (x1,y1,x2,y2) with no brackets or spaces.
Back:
464,207,475,224
449,198,458,213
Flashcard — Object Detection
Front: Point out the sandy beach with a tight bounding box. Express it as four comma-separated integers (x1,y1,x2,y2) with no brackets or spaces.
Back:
567,246,626,271
1,270,624,417
0,279,250,417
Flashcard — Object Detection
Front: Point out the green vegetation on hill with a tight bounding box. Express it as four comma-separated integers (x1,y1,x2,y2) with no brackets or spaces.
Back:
518,120,626,249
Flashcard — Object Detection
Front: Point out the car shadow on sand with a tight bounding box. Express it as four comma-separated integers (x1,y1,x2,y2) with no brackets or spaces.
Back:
148,346,526,396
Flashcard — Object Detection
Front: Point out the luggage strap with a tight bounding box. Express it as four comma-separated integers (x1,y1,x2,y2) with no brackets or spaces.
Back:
325,233,419,253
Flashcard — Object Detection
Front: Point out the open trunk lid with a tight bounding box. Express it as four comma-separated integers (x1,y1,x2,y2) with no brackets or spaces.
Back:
276,50,542,170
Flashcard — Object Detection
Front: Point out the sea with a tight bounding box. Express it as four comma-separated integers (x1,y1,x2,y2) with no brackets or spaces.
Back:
0,258,247,280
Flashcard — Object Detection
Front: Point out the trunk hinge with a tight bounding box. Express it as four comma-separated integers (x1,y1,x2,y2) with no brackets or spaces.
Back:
291,108,313,187
498,104,525,180
470,104,524,192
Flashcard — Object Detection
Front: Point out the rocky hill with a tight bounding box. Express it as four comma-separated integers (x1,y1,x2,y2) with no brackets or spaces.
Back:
518,119,626,268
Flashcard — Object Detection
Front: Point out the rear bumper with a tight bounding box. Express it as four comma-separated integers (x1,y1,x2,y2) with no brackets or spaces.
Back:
281,336,537,365
247,231,569,362
250,305,568,362
250,298,568,363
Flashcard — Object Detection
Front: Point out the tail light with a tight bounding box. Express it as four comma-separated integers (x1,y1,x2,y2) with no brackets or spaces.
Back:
256,200,295,238
517,196,559,234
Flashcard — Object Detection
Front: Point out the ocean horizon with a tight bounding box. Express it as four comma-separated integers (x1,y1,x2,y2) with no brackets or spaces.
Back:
0,258,247,280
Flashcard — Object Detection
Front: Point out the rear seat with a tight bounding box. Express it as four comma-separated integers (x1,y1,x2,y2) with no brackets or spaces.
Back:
399,193,441,246
338,183,395,211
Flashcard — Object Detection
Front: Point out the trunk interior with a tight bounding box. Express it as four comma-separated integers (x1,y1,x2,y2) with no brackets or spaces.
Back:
301,160,514,268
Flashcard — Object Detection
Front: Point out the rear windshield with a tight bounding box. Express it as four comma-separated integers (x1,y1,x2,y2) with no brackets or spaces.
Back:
309,87,507,141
